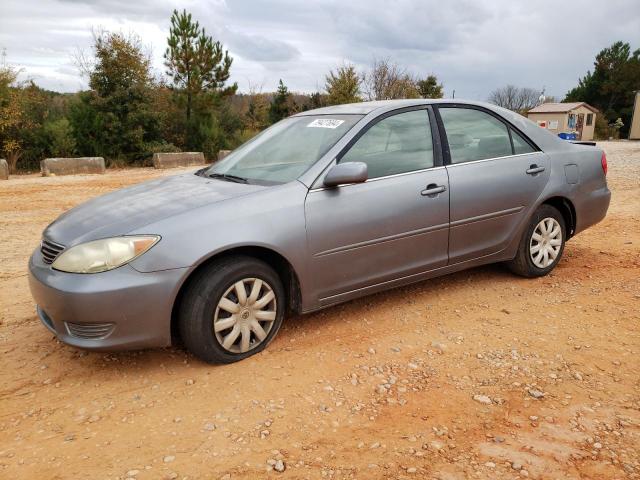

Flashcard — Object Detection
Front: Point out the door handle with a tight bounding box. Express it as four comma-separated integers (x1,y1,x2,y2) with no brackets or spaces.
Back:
421,183,446,196
526,164,545,175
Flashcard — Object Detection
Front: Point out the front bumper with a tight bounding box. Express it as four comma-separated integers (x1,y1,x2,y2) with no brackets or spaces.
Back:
29,248,188,351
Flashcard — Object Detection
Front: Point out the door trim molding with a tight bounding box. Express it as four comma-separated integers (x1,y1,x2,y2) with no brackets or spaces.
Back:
450,206,524,228
316,240,514,306
444,151,539,169
314,222,449,258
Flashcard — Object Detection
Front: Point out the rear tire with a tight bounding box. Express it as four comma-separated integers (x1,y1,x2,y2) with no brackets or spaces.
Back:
507,204,566,278
178,255,285,364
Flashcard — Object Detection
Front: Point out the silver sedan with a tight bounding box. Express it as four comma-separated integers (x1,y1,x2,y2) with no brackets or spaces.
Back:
29,99,611,363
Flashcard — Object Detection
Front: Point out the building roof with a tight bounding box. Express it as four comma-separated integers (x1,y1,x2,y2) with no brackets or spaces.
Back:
528,102,599,114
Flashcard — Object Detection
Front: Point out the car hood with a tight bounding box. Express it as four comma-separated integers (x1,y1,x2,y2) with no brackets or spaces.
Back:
43,172,268,246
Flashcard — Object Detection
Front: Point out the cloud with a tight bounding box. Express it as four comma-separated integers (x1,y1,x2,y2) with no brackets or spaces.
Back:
222,29,300,62
1,0,639,98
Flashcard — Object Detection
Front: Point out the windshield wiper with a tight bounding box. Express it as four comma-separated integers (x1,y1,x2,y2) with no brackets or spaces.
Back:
206,172,249,184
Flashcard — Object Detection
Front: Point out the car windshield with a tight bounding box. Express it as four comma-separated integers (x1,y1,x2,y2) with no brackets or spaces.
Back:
205,114,363,184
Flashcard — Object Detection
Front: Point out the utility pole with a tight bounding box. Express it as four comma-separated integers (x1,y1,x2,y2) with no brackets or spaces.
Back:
452,89,455,99
1,48,6,68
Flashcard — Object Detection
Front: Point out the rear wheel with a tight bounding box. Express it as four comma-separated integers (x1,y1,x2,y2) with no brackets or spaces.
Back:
507,204,566,278
178,256,285,364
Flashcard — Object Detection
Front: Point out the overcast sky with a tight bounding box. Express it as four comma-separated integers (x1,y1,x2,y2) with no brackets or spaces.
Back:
1,0,639,100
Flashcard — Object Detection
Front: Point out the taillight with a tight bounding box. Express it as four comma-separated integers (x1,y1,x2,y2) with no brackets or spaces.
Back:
601,152,608,176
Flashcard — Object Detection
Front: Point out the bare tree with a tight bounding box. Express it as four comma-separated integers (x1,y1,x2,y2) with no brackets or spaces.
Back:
488,85,541,113
362,58,419,101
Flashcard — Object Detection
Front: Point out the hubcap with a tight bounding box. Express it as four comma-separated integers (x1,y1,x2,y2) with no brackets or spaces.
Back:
529,217,562,269
213,278,277,354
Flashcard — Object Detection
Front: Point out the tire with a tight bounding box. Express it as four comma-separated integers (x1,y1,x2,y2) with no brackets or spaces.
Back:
178,255,285,364
507,204,566,278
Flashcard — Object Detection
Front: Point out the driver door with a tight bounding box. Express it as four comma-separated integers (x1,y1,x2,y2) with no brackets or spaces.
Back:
304,108,450,306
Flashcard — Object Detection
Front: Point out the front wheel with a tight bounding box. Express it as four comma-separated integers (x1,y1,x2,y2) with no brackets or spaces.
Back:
507,205,566,278
178,256,285,364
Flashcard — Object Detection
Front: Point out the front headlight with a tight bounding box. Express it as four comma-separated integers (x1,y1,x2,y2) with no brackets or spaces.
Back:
52,235,160,273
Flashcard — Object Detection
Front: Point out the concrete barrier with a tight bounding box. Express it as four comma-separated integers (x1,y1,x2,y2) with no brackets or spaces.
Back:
218,150,231,161
0,159,8,180
152,152,205,169
41,157,106,177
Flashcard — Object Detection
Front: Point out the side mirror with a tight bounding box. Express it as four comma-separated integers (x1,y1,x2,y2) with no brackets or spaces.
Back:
323,162,368,187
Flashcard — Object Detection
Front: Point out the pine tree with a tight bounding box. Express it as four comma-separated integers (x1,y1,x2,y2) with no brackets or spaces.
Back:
308,92,327,109
164,9,237,123
269,79,290,124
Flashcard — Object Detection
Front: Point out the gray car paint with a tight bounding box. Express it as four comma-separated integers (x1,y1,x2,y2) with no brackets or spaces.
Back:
446,150,550,263
29,99,611,351
44,173,269,247
306,165,450,302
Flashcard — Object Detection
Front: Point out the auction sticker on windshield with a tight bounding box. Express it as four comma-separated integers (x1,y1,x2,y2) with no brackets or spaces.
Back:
307,119,345,129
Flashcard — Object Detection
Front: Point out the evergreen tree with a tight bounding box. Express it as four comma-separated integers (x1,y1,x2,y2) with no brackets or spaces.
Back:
70,31,161,164
308,92,327,109
269,79,290,124
164,10,237,123
245,93,269,131
43,118,76,157
565,41,640,136
325,65,361,105
416,75,444,99
164,9,238,153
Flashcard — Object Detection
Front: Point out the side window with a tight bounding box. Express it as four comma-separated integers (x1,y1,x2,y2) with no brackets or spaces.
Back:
340,110,433,179
511,129,535,155
439,108,512,163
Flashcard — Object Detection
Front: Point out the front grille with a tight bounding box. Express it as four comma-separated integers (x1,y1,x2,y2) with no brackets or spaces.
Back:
41,238,65,264
65,322,115,339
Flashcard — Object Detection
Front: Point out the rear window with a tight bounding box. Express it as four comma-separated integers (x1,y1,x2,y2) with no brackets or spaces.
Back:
511,129,535,155
439,107,512,163
439,107,537,162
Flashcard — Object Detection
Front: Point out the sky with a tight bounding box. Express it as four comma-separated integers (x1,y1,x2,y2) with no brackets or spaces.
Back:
1,0,639,100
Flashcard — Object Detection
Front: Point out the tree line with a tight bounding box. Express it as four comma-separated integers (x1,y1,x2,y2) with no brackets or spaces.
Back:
1,8,637,173
0,10,443,173
488,41,640,139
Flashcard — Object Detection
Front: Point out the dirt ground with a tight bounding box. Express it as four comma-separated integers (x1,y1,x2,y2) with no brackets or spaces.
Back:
1,141,638,480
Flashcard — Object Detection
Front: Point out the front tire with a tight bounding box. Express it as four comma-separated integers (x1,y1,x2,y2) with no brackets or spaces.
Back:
507,205,566,278
178,255,285,364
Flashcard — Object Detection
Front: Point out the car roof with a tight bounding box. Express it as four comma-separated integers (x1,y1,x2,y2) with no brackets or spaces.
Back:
295,98,576,155
294,98,501,116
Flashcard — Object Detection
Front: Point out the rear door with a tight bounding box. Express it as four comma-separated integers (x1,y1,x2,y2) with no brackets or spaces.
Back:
304,107,449,305
436,105,550,263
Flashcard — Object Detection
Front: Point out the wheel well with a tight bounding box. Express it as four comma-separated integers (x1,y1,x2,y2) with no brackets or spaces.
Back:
170,246,303,343
542,197,576,238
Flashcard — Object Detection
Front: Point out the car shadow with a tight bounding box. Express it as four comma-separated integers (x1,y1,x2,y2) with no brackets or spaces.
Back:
284,262,519,333
40,262,528,373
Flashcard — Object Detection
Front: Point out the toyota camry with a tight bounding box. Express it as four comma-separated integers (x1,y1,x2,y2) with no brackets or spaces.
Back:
29,99,611,363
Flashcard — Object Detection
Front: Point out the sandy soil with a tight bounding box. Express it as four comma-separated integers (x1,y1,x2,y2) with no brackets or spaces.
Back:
1,142,638,480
